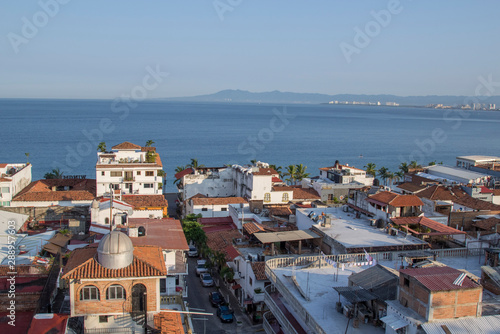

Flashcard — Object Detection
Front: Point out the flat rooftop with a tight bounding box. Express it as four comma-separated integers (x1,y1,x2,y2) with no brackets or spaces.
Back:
457,155,500,162
297,208,427,252
425,165,489,180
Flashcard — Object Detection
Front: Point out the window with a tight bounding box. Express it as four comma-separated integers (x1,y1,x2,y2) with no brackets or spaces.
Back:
106,284,125,300
249,277,253,286
99,316,108,323
328,194,334,201
101,171,105,176
137,171,141,175
404,277,410,287
110,171,122,177
264,193,271,202
201,208,208,211
221,208,227,211
282,193,289,202
160,279,166,293
80,285,99,301
1,187,10,193
146,171,154,176
144,183,153,188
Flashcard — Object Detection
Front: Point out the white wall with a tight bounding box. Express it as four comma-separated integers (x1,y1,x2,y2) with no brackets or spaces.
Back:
181,168,234,200
0,164,32,206
10,199,92,207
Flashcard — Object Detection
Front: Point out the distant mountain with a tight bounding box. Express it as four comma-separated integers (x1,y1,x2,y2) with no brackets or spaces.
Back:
165,89,500,106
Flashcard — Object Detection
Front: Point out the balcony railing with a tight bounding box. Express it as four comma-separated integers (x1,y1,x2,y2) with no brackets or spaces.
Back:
263,311,281,334
123,177,135,182
264,285,299,334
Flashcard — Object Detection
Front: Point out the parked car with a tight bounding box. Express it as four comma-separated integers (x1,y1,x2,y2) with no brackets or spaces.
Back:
197,259,207,266
216,305,234,323
200,273,214,287
196,264,209,276
187,246,198,257
209,291,224,307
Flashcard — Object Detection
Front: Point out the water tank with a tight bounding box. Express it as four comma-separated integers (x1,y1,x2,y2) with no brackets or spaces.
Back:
97,230,134,269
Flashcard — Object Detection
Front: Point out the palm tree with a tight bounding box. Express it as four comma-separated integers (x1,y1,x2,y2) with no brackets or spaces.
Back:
284,165,297,185
394,171,404,184
187,158,204,169
44,168,63,179
378,167,389,186
173,165,187,184
250,159,257,165
294,164,310,183
409,161,421,169
399,162,409,174
364,163,377,178
97,142,106,153
269,164,283,179
428,161,436,166
25,152,29,164
386,171,395,186
145,140,155,147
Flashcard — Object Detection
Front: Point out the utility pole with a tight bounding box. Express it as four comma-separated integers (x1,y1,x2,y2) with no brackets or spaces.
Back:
109,184,113,232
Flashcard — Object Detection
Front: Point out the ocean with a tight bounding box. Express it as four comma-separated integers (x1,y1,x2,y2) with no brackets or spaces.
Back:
1,99,499,192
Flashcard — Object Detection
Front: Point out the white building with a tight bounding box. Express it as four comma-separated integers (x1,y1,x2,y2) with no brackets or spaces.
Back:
456,155,500,170
96,142,164,197
185,196,247,217
0,163,32,207
318,163,374,186
422,165,490,185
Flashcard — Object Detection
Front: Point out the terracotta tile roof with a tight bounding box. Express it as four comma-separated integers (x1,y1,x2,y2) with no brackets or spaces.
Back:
493,189,500,196
154,312,184,334
187,193,207,200
111,141,142,150
453,196,500,211
390,216,466,235
367,191,423,207
12,179,96,202
251,261,268,280
0,163,7,168
224,245,241,260
174,168,194,180
122,195,168,209
416,185,468,201
480,186,494,194
141,146,156,152
27,314,68,334
243,222,266,235
252,168,279,176
319,164,365,172
266,205,293,216
191,196,247,206
199,216,233,225
128,218,189,250
272,186,320,200
272,177,283,182
62,245,167,279
206,229,242,254
473,217,500,231
397,182,427,193
404,173,437,185
400,266,480,291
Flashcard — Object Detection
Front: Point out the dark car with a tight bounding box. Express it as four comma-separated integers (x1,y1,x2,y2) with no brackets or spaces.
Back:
216,305,234,323
209,291,224,307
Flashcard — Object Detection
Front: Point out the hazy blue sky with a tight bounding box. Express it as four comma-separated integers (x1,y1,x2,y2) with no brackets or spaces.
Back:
1,1,499,98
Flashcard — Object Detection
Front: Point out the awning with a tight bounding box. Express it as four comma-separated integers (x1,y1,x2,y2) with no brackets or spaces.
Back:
333,286,377,303
231,284,242,290
243,299,253,305
380,315,408,330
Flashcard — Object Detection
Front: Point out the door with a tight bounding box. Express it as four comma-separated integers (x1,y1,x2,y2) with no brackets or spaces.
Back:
131,283,147,313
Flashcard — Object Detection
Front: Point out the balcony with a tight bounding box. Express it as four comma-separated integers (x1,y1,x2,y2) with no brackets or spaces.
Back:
263,311,282,334
122,176,135,182
264,285,301,334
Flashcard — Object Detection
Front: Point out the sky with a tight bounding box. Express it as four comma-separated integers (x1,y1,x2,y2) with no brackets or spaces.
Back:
1,0,499,99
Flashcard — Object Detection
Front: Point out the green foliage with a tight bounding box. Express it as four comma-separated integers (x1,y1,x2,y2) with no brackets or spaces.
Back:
181,216,206,246
364,163,377,178
187,158,205,169
220,266,234,281
398,162,409,174
145,140,155,147
269,164,283,179
145,151,157,163
97,142,107,153
44,168,63,179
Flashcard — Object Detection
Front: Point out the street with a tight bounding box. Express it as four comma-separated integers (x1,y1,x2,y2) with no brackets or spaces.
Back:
185,257,263,334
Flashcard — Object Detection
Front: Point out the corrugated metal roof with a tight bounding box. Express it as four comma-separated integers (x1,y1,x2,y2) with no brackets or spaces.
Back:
254,229,320,243
400,266,481,291
422,315,500,334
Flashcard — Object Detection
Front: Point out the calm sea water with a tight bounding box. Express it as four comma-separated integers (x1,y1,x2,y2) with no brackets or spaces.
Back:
1,99,499,192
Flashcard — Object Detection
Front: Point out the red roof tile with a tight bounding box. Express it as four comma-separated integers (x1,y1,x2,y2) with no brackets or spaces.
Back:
128,218,189,250
62,245,167,279
174,168,194,180
252,168,279,176
154,312,184,334
390,216,465,235
272,177,283,182
206,229,242,254
191,196,247,206
27,314,68,334
224,245,241,260
481,186,494,194
199,216,234,225
272,186,321,200
400,266,480,291
367,191,423,207
266,205,293,216
453,196,500,211
13,179,96,202
0,163,8,168
251,261,268,280
416,185,468,201
397,182,427,193
472,217,500,231
122,195,168,208
112,141,142,150
243,222,266,235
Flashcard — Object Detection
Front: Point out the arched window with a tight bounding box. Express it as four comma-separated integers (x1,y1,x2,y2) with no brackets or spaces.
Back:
264,193,271,202
282,193,289,202
106,284,126,300
80,285,99,301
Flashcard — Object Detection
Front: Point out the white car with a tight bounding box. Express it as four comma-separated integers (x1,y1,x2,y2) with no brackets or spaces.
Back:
187,246,198,257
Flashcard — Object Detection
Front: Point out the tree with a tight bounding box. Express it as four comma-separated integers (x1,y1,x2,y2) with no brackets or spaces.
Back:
25,152,30,164
409,161,421,169
145,140,155,147
181,219,206,247
364,163,377,178
386,171,395,186
250,159,257,165
294,164,310,183
394,171,404,184
97,142,107,153
44,168,63,179
212,251,227,270
173,165,188,184
284,165,297,185
187,158,205,169
378,167,389,186
269,164,283,179
399,162,409,174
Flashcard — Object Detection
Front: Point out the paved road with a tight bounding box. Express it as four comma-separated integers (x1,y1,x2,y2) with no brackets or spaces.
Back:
185,257,263,334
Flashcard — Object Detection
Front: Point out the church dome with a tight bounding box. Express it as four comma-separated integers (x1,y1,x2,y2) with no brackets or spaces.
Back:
97,230,134,269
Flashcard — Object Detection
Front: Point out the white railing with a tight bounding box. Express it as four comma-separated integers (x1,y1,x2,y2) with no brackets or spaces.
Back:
264,285,299,334
263,311,278,334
